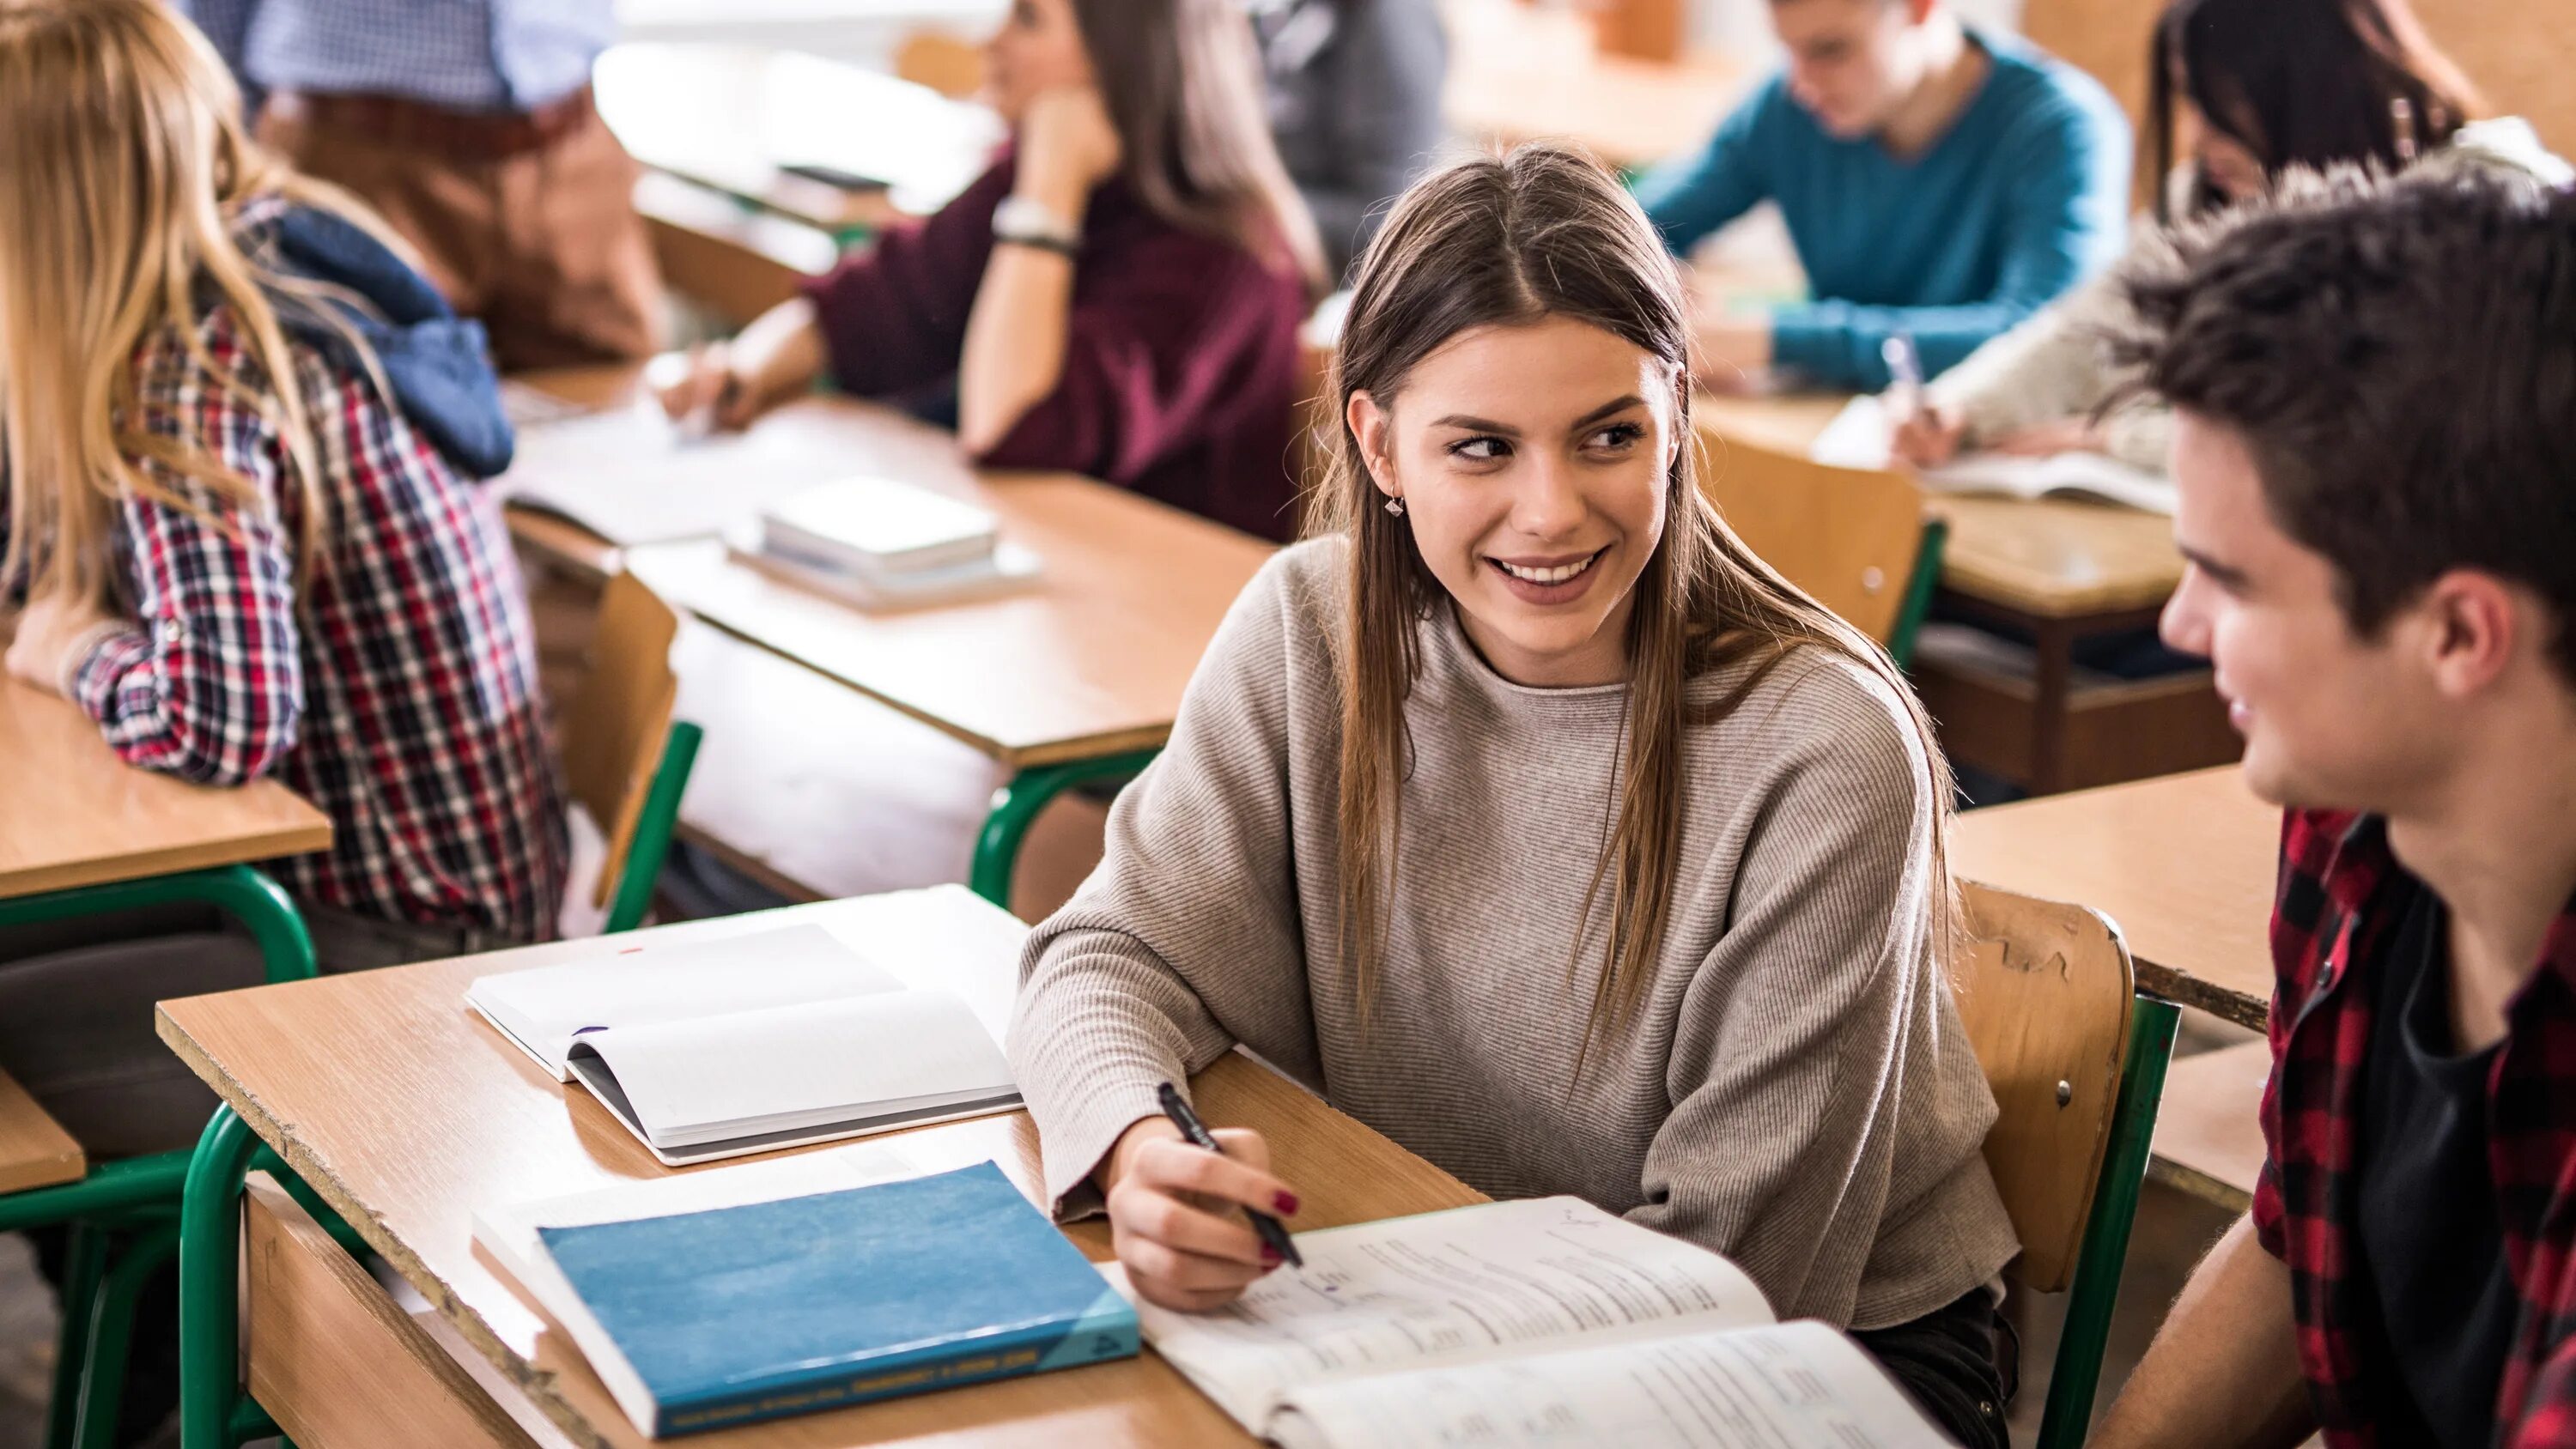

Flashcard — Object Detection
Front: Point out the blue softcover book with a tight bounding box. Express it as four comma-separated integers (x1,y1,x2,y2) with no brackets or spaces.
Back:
533,1161,1138,1437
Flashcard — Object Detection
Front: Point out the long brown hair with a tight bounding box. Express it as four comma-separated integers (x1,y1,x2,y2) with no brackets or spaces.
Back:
1316,145,1958,1069
2150,0,2483,221
1069,0,1327,293
0,0,399,606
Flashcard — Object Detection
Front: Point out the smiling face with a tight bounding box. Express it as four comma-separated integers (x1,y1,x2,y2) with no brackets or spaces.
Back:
2157,412,2451,810
1347,314,1679,688
982,0,1095,125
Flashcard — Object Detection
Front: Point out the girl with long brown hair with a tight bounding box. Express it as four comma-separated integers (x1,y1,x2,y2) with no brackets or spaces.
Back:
658,0,1325,542
1009,144,2020,1446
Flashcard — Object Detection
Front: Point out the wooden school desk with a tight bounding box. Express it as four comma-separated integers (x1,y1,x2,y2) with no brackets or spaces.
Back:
1952,766,2277,1031
1443,0,1748,173
0,679,331,903
156,888,1485,1449
1698,391,2238,795
501,364,1274,906
593,42,1000,239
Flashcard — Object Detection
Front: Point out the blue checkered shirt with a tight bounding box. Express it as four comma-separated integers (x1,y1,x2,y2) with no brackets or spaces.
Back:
179,0,618,115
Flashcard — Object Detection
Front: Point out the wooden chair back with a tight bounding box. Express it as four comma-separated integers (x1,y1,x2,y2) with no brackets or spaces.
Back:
558,573,683,911
1692,424,1930,649
1948,881,2138,1293
895,31,986,100
0,1066,84,1195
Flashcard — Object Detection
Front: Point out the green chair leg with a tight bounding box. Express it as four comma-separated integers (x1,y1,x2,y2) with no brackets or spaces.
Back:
180,1108,264,1449
969,749,1162,908
2035,994,2183,1449
71,1220,180,1449
40,1222,110,1449
603,720,704,936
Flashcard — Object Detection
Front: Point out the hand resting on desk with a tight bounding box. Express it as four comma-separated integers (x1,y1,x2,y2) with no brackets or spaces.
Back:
3,591,125,697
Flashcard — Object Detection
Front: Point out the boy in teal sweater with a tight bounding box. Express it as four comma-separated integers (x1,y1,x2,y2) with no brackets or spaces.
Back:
1638,0,2129,391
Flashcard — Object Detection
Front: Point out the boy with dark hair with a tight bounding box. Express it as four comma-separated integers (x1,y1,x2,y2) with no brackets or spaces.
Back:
1633,0,2129,391
2092,167,2576,1449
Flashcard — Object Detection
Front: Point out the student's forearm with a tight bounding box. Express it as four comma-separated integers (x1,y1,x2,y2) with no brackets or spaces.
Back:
729,297,826,405
957,170,1083,454
2091,1214,2315,1449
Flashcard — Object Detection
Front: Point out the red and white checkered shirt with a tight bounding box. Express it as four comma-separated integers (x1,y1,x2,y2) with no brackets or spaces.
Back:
45,295,567,939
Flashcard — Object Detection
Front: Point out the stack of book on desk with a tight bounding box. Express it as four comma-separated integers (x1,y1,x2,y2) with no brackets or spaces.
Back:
738,476,1041,609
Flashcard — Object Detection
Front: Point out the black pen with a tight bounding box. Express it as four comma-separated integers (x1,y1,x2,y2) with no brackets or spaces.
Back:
1156,1081,1303,1270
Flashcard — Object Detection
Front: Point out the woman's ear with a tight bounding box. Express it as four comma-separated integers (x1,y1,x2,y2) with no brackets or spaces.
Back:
1346,390,1399,500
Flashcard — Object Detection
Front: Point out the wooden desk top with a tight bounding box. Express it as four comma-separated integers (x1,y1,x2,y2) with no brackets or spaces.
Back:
595,42,999,234
1443,0,1748,172
0,679,331,900
1695,391,2187,620
1952,766,2277,1028
503,365,1273,768
157,890,1483,1448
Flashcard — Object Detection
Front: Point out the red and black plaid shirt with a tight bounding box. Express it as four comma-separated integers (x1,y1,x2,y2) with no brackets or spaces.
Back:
31,290,567,939
2259,808,2576,1446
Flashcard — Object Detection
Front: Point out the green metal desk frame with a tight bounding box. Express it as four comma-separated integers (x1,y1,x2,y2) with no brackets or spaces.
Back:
967,748,1161,908
0,865,313,1449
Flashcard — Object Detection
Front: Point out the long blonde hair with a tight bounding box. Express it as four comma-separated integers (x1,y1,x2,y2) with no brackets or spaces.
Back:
1317,146,1959,1071
0,0,398,607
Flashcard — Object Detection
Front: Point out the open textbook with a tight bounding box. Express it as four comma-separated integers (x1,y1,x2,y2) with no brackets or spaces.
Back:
496,400,854,546
1113,1197,1951,1448
1812,392,2175,516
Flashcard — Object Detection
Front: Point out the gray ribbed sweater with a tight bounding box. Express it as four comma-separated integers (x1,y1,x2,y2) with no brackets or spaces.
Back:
1008,540,2019,1329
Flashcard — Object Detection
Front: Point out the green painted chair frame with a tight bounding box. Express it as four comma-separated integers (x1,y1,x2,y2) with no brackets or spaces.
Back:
173,719,701,1447
2036,993,2183,1449
0,864,315,1449
967,747,1162,908
1887,515,1948,672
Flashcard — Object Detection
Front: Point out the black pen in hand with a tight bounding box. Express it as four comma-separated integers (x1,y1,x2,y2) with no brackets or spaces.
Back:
1155,1081,1303,1270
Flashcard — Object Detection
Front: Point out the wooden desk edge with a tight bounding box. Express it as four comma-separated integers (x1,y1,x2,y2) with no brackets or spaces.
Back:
665,605,1175,772
4,817,334,901
155,1005,605,1449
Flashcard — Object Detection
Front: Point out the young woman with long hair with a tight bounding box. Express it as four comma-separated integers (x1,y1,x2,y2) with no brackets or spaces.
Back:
658,0,1326,542
1008,145,2021,1447
1,0,563,1136
1893,0,2567,471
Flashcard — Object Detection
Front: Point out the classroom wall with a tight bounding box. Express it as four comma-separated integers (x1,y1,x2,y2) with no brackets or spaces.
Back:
1690,0,2026,55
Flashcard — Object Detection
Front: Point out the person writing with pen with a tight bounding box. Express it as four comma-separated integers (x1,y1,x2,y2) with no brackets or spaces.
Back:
1008,145,2025,1448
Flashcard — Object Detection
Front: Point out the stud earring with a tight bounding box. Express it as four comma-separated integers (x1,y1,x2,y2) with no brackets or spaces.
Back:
1384,496,1406,517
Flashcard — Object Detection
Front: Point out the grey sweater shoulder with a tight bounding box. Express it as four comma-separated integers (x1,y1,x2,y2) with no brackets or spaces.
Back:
1008,538,2019,1328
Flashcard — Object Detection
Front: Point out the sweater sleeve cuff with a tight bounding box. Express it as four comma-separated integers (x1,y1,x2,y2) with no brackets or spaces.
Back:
1034,1078,1168,1222
64,624,149,718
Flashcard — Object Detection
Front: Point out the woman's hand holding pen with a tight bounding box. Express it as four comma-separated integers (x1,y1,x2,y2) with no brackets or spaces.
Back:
1889,401,1967,467
653,296,827,435
1102,1117,1302,1312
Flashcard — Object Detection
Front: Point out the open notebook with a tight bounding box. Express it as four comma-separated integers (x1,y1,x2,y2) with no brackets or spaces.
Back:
1812,392,2175,516
497,400,854,546
464,920,1019,1166
1115,1197,1947,1448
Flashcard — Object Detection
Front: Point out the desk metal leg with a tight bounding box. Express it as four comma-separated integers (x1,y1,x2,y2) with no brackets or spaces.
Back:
969,749,1161,909
0,865,313,1449
179,1110,261,1449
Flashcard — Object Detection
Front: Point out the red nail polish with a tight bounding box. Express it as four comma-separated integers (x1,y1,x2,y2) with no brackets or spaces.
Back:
1262,1247,1284,1267
1274,1191,1300,1216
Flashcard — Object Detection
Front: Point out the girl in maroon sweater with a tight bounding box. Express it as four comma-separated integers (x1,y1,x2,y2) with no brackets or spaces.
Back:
662,0,1326,542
